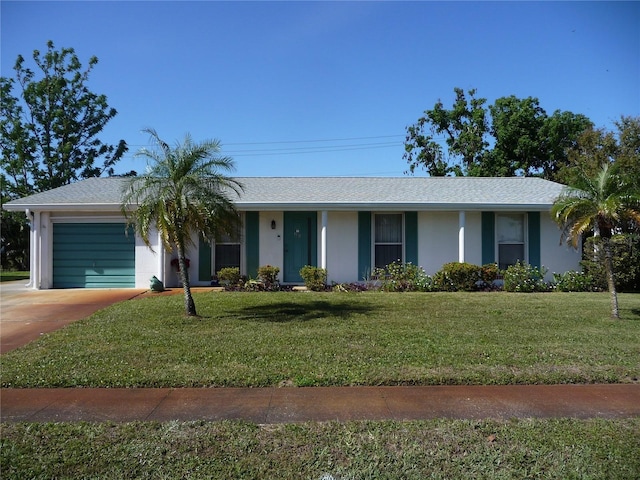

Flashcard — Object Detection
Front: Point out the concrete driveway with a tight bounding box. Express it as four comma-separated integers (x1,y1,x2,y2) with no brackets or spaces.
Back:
0,281,146,354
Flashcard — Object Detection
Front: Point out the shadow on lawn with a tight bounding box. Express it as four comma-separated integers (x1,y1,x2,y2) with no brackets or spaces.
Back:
236,300,374,323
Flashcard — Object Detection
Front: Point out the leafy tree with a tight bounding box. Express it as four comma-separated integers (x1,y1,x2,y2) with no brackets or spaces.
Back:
404,87,591,179
555,127,618,186
404,88,490,176
121,129,243,317
612,116,640,190
556,116,640,233
0,175,29,270
581,235,640,292
487,96,547,177
1,41,128,197
537,110,594,181
1,41,127,270
552,163,640,319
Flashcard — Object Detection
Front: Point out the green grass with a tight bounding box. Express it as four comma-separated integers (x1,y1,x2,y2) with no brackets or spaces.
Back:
2,292,639,387
2,418,639,479
0,270,29,282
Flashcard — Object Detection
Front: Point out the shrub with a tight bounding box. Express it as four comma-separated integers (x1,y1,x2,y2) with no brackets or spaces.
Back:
254,265,280,291
373,261,432,292
299,265,327,291
480,263,499,285
581,234,640,292
217,267,241,286
433,262,481,292
503,261,549,292
553,270,595,292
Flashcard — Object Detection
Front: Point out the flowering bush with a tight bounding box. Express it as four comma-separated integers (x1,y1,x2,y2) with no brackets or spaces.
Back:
552,270,595,292
503,261,549,292
373,261,433,292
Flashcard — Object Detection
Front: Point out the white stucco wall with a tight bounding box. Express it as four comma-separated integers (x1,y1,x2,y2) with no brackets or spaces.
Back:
540,214,581,277
135,226,163,289
259,211,284,282
462,212,482,267
31,207,583,289
417,212,461,275
325,211,359,284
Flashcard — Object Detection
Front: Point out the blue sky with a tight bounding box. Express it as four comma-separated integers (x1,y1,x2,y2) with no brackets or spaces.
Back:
2,1,639,178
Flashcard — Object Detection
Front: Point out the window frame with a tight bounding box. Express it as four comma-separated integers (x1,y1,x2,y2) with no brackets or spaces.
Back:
495,212,528,270
372,212,405,269
211,214,244,276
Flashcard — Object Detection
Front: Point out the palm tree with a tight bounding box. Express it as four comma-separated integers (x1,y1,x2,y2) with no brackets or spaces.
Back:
121,128,243,316
552,163,640,318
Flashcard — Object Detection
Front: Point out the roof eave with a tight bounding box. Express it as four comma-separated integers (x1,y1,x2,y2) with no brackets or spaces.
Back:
235,202,554,212
2,203,124,213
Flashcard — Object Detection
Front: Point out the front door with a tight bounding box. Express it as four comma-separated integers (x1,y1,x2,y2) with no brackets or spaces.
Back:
283,212,317,283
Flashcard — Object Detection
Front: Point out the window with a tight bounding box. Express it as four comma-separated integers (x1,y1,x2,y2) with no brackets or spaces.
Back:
214,227,241,274
374,213,403,269
497,213,525,270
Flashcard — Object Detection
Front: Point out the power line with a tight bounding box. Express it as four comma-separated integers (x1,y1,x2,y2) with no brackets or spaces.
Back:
224,134,405,146
226,141,402,156
122,134,406,149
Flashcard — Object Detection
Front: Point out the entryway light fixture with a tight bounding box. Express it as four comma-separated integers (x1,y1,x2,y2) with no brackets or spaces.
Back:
271,220,276,230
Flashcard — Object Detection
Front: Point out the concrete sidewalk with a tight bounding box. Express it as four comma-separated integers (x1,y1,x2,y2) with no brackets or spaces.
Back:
2,384,639,424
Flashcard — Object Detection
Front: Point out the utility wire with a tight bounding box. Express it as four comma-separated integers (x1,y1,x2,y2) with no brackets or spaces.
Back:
123,134,406,149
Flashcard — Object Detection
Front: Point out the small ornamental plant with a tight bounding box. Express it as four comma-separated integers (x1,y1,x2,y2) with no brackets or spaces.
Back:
257,265,280,291
299,265,327,291
217,267,241,287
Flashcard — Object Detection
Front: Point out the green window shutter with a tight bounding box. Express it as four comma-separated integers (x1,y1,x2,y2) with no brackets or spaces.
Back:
245,211,260,278
358,212,371,280
198,236,212,282
481,212,495,265
404,211,418,265
528,212,541,268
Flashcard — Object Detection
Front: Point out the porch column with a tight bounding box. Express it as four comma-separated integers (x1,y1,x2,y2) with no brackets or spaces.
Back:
458,210,465,263
321,210,328,270
158,230,166,285
32,210,41,289
25,210,35,288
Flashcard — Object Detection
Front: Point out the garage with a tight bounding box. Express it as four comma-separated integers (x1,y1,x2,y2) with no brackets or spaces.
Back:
52,223,135,288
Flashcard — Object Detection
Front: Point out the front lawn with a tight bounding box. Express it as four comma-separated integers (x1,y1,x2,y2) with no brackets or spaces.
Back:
0,270,29,282
2,292,639,387
2,419,639,479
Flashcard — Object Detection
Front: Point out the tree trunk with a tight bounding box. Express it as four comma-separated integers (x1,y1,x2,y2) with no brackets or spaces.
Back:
602,237,619,319
176,246,197,317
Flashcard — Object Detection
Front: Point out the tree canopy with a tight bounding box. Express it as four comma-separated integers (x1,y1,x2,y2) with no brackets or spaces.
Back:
0,40,128,199
404,87,593,180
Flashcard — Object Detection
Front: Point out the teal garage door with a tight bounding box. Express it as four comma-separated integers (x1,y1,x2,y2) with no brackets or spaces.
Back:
53,223,135,288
